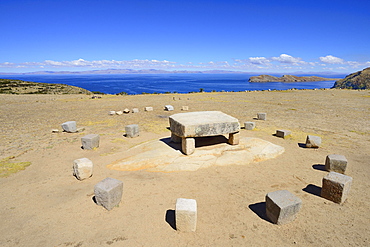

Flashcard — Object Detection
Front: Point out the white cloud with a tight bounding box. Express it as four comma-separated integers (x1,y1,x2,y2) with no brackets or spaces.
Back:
1,56,369,73
319,55,344,64
248,57,270,65
271,54,305,65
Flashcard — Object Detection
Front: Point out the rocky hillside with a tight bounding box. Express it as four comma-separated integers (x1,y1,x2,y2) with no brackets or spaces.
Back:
333,67,370,89
249,75,338,82
0,79,92,94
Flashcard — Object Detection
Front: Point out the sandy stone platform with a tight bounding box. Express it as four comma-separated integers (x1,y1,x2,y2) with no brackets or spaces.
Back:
108,136,284,172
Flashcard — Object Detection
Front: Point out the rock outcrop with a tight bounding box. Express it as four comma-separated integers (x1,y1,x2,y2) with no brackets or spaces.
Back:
0,79,92,94
249,75,338,83
332,67,370,89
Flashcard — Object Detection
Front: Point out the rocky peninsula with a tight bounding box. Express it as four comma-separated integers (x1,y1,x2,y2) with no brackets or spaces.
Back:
333,67,370,89
249,74,338,83
0,79,92,94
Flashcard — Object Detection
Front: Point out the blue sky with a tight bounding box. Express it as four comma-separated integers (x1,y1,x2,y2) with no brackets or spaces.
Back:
1,0,369,73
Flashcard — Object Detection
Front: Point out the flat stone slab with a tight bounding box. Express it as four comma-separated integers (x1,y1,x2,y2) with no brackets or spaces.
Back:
169,111,240,138
107,137,284,172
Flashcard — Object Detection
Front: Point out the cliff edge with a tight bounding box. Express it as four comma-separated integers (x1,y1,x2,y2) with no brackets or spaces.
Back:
332,67,370,89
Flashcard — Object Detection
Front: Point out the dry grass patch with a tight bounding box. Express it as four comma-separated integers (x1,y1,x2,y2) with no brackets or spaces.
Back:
0,156,31,177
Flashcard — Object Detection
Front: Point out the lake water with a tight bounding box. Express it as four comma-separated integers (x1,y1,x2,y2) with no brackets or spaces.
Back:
0,74,341,95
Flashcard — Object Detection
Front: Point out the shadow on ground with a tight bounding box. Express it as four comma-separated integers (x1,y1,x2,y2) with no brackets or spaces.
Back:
303,184,322,197
312,164,326,171
165,209,176,230
249,202,272,223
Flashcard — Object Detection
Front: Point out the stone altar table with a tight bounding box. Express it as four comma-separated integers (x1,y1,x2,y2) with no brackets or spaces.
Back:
169,111,240,155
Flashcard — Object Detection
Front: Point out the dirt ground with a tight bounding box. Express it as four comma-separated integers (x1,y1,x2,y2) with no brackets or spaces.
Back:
0,89,369,246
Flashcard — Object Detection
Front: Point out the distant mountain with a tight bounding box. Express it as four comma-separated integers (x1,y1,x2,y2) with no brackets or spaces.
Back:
0,69,254,75
332,67,370,89
0,79,92,94
248,74,339,83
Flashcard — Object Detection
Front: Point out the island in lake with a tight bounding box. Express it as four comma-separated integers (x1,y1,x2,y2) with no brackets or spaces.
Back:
249,74,339,82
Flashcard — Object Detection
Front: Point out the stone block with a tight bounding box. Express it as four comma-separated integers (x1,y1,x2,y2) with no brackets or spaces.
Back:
94,177,123,211
132,108,139,113
73,158,93,180
325,154,347,174
61,121,77,133
165,105,174,111
266,190,302,225
276,130,291,138
109,111,116,115
181,106,189,111
81,134,100,150
125,124,139,138
182,138,195,155
123,108,130,114
321,172,352,204
116,111,123,115
228,132,240,145
169,111,240,138
176,198,197,232
257,113,267,120
244,121,255,130
145,107,153,111
306,135,321,148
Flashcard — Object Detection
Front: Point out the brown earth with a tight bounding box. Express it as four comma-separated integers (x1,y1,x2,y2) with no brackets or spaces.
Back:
0,89,369,246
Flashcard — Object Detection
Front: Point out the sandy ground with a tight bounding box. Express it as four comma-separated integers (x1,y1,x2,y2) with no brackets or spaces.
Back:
0,89,369,246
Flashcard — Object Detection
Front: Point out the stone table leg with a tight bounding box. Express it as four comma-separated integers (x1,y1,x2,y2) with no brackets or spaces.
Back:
171,133,182,143
182,137,195,155
228,132,240,145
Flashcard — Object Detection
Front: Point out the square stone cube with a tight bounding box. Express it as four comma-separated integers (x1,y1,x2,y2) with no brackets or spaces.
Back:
306,135,321,148
182,138,195,155
266,190,302,225
94,177,123,211
176,198,197,232
132,108,139,113
244,121,255,130
61,121,77,133
125,124,139,138
228,132,240,145
257,113,267,120
145,106,153,111
81,134,100,150
321,172,352,204
165,105,174,111
73,158,93,180
325,154,347,174
181,106,189,111
276,130,291,139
